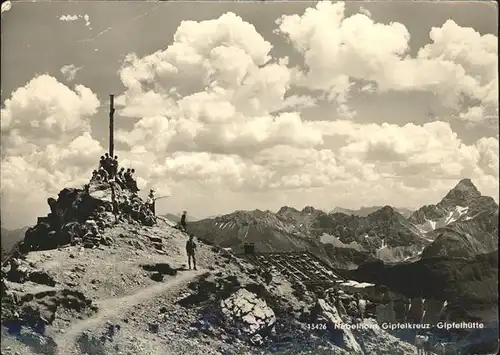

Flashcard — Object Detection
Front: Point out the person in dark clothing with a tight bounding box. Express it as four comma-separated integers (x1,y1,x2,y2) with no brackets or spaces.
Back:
123,169,132,190
111,185,120,224
116,167,125,187
124,168,131,180
130,169,139,193
98,156,105,170
91,170,99,182
111,155,119,178
147,190,155,216
103,153,112,175
107,156,116,179
98,167,109,181
117,167,125,180
180,211,187,231
186,235,197,270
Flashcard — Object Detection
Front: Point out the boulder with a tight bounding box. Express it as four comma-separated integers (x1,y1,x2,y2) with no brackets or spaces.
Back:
150,273,164,282
220,288,276,338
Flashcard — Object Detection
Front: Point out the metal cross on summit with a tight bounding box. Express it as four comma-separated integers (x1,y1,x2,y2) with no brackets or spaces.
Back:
109,94,115,157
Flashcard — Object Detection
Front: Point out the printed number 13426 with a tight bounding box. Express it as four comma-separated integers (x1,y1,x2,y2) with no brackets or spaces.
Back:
307,323,327,330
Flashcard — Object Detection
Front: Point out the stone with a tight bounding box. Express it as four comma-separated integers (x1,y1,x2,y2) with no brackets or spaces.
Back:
150,272,163,282
250,333,263,345
153,243,163,251
142,263,177,276
147,236,162,244
148,323,159,333
220,288,276,337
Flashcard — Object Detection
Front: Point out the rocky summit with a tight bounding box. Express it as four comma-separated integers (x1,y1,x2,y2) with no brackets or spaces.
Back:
1,177,498,355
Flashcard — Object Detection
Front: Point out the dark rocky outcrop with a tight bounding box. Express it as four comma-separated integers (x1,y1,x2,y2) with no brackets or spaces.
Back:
14,181,156,255
141,263,178,277
2,288,97,340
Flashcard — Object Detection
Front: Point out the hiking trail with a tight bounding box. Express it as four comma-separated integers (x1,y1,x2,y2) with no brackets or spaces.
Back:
54,269,206,354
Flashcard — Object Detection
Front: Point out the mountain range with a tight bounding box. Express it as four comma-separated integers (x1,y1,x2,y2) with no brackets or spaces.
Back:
331,206,414,218
188,179,498,267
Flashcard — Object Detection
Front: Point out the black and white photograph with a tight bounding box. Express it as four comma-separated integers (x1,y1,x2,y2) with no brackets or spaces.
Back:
1,1,498,354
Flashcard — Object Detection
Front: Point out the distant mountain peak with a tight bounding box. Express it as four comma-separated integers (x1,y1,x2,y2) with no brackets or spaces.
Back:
368,205,397,219
277,206,299,214
380,205,394,212
441,178,481,204
452,178,480,195
302,206,317,214
409,178,497,227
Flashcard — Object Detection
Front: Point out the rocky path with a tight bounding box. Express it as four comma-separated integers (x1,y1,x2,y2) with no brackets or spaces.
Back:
54,269,206,354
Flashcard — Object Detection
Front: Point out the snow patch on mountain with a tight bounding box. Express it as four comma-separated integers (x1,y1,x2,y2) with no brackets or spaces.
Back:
403,247,426,262
320,233,364,251
339,280,375,289
417,206,469,233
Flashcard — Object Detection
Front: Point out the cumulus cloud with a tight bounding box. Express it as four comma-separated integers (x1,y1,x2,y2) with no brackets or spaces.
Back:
83,14,91,28
58,14,91,29
316,120,490,180
1,75,99,146
1,75,102,228
59,14,79,22
276,1,498,123
60,64,82,82
116,12,318,158
112,4,497,203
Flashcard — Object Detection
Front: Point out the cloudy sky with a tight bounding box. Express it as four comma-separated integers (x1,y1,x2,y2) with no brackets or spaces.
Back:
1,1,498,229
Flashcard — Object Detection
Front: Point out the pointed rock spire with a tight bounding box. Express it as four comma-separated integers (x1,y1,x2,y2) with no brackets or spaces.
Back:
440,178,481,205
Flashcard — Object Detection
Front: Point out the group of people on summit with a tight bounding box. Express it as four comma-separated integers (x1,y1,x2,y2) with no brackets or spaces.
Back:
90,153,197,270
91,153,139,193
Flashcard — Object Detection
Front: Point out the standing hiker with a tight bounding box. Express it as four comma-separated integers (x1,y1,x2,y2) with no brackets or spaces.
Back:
115,168,125,189
103,153,112,175
111,155,119,178
180,211,187,231
111,185,119,224
186,235,197,270
98,156,105,170
147,190,155,216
